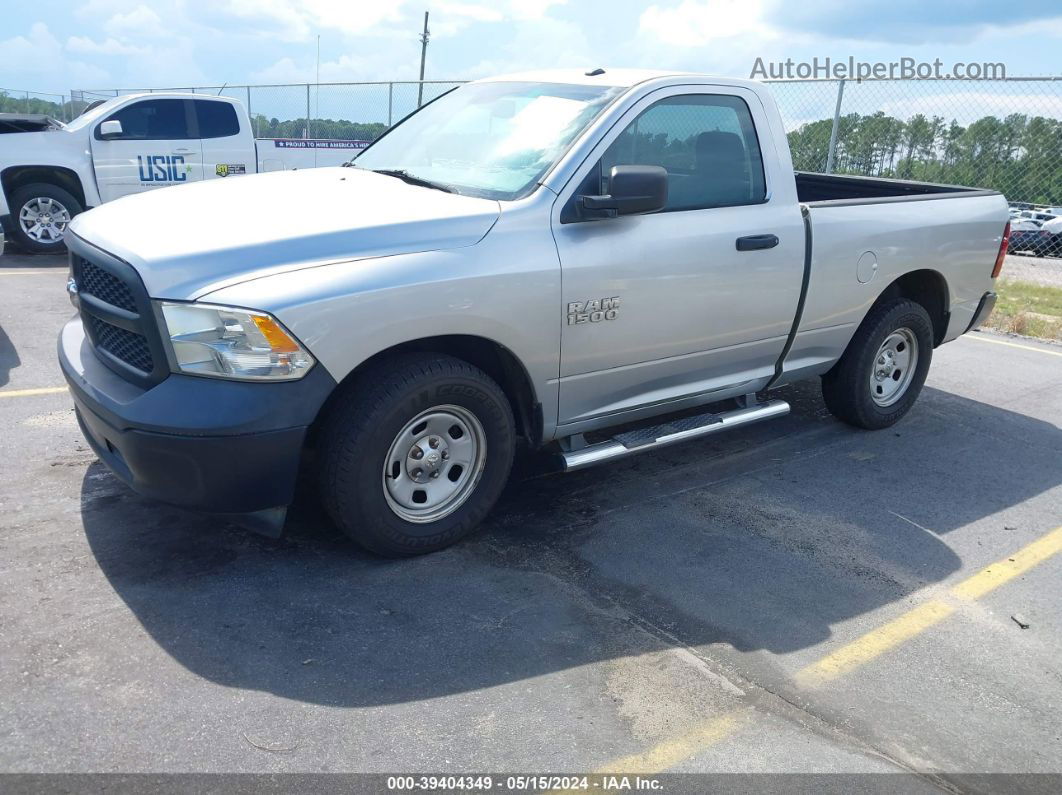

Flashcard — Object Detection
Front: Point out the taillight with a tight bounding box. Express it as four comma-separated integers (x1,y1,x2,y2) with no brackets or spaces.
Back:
992,221,1010,278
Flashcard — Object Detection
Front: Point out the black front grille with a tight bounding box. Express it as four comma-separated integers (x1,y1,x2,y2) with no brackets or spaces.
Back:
85,314,154,373
76,257,137,313
70,242,166,387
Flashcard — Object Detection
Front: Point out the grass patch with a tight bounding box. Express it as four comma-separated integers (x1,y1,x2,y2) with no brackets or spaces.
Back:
984,280,1062,341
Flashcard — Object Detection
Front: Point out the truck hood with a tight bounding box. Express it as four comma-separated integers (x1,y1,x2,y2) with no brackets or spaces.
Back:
68,167,500,299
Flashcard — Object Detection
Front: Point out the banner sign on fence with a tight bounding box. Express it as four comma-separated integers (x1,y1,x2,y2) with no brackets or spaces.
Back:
270,138,370,149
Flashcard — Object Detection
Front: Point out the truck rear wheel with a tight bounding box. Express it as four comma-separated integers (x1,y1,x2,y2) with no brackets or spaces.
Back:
319,353,515,556
821,298,934,430
9,183,82,254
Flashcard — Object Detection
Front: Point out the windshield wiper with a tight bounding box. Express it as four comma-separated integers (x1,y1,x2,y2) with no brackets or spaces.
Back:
370,168,454,193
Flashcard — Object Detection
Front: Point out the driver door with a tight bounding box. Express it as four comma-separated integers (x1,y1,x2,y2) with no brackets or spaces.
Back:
91,98,204,202
552,86,805,427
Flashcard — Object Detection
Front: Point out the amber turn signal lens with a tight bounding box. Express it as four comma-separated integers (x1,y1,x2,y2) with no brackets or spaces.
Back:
252,314,301,353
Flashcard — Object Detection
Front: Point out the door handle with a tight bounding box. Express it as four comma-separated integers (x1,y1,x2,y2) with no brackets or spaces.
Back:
173,147,193,153
736,234,779,251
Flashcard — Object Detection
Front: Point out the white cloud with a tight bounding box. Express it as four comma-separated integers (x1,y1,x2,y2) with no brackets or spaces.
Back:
0,22,64,66
0,23,112,88
639,0,772,47
67,35,149,56
104,4,165,36
223,0,408,42
510,0,567,20
434,3,504,23
464,16,593,78
250,57,309,84
252,47,423,85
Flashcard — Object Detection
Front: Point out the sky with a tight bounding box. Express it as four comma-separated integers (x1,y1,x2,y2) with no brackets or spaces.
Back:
2,0,1060,96
1,0,1060,129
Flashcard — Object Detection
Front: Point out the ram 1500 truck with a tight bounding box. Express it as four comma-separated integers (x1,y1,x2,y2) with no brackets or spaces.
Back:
0,94,367,253
58,69,1009,556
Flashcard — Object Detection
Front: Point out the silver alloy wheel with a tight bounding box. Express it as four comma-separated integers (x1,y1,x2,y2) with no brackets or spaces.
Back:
382,404,487,523
19,196,71,244
870,327,918,407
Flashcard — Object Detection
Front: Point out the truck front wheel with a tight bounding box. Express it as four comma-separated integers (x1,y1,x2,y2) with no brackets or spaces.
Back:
821,298,934,430
9,183,83,254
319,353,515,556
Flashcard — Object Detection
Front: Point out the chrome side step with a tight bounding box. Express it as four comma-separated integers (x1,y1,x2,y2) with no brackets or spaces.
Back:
560,399,790,472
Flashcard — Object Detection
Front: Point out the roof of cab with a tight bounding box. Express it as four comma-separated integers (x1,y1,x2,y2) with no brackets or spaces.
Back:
127,91,236,101
471,68,764,91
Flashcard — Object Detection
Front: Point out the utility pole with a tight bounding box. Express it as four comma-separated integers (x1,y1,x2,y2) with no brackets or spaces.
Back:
417,11,430,108
314,34,320,137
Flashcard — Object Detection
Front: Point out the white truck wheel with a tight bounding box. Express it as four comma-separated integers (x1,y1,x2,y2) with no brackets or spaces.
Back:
10,183,82,254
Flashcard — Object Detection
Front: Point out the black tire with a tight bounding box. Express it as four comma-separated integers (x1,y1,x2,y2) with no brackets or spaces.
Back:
8,182,83,254
319,353,515,556
821,298,934,430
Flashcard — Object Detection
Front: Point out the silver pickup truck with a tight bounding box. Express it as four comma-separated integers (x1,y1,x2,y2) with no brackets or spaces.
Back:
59,69,1010,556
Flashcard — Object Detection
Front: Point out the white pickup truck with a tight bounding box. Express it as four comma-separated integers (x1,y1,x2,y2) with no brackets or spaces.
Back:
60,69,1009,556
0,93,368,252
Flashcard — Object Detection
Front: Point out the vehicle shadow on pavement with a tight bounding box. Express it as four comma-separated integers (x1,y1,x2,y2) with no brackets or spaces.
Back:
79,379,1062,707
0,324,19,387
0,248,68,267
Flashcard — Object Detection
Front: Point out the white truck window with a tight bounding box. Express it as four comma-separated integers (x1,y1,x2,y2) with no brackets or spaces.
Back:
194,101,240,139
600,94,766,211
95,98,194,141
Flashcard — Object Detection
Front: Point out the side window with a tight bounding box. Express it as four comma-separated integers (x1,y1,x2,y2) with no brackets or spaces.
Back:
194,100,240,139
98,99,192,140
599,94,766,211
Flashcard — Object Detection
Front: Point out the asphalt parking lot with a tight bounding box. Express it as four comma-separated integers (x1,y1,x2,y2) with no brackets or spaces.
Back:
2,250,1060,791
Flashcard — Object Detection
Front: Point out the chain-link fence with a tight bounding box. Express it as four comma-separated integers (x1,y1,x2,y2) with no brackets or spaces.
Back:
0,88,75,121
767,77,1062,207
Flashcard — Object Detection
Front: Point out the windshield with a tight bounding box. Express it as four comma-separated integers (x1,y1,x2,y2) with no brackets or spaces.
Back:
353,81,624,200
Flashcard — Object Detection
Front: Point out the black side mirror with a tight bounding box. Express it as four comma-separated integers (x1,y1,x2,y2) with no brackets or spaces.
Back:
579,165,668,219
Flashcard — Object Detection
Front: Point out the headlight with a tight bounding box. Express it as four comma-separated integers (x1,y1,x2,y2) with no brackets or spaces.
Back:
158,302,315,380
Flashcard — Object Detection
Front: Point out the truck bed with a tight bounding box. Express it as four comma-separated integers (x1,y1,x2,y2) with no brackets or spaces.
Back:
795,171,996,205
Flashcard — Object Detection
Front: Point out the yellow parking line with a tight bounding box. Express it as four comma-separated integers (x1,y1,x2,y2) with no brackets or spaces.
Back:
0,270,67,276
0,386,68,398
598,524,1062,773
595,712,746,776
962,334,1062,357
798,524,1062,686
796,600,955,685
951,524,1062,600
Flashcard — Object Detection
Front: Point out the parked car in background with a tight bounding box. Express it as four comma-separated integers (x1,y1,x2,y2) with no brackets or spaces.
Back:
1018,210,1057,225
1008,218,1053,257
0,93,368,253
1041,215,1062,256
